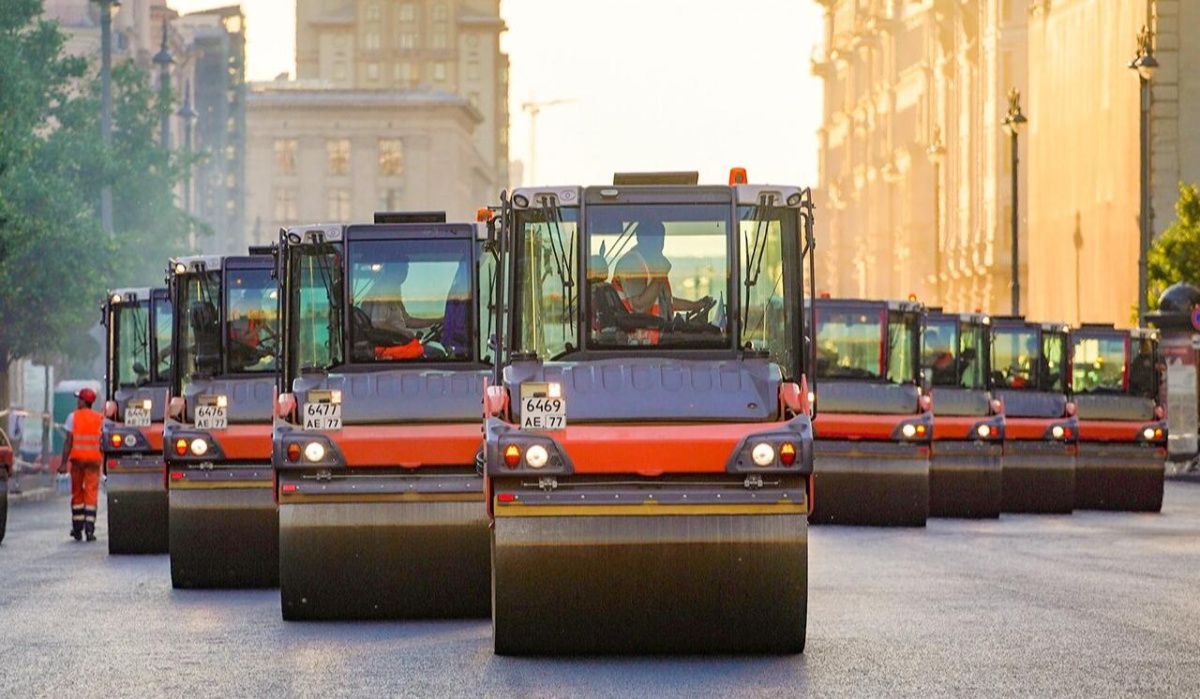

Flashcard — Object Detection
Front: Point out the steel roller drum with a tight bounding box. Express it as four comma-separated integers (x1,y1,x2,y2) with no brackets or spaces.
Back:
490,486,808,655
278,482,490,620
810,441,929,526
0,472,7,544
929,442,1003,519
1074,443,1164,512
106,460,169,554
1001,441,1075,514
168,467,278,588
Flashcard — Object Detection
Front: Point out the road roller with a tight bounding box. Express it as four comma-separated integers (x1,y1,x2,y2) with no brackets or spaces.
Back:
0,428,11,544
1069,325,1166,511
164,251,280,588
923,309,1005,518
808,297,931,526
273,212,492,620
484,171,816,654
990,317,1078,514
100,287,173,554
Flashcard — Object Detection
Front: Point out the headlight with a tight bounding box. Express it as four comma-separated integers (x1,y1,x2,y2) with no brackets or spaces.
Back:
751,442,775,466
525,444,549,469
977,424,991,439
189,438,208,456
1142,427,1155,441
1051,425,1065,440
901,423,917,439
304,441,326,462
124,433,138,448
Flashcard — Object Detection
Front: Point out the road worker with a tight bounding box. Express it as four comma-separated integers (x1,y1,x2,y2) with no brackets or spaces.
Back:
57,387,103,542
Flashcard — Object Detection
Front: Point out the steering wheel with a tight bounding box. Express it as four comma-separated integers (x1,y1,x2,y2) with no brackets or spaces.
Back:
418,322,444,344
684,296,717,324
351,306,417,345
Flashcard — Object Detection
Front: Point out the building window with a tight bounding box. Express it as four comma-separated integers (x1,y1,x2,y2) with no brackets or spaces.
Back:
327,188,352,221
431,32,448,50
466,61,479,80
274,188,297,223
333,62,347,81
432,3,449,22
334,34,349,51
398,3,417,22
366,62,380,81
379,139,404,176
378,188,403,212
365,2,381,21
273,139,297,175
394,61,417,83
327,139,351,176
364,31,380,51
398,33,417,50
433,62,447,81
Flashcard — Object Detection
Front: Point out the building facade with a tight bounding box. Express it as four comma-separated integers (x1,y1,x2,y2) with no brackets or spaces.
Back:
294,0,510,191
243,86,492,243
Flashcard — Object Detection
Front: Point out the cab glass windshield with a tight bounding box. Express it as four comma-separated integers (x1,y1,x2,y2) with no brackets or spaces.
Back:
1071,335,1126,394
887,311,917,384
992,328,1039,390
113,302,151,389
226,268,279,374
1129,336,1158,399
586,204,730,349
922,318,959,387
176,271,221,387
815,307,884,380
348,238,473,363
958,321,988,390
1042,331,1066,393
153,296,173,381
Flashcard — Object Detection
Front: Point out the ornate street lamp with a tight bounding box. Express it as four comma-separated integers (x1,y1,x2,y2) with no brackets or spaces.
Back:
926,126,946,304
1130,25,1157,324
91,0,121,234
1002,88,1027,316
153,20,174,151
177,81,197,220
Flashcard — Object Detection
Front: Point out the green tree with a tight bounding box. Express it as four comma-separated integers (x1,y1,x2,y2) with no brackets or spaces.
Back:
1146,182,1200,308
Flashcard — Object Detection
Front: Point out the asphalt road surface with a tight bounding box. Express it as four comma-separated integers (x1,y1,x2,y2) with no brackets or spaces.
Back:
3,485,1200,697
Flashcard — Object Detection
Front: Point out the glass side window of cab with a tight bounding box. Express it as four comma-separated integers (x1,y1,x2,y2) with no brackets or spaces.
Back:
886,311,917,384
958,322,987,390
177,271,222,388
1071,336,1126,394
153,297,173,381
1041,331,1066,393
1129,337,1158,399
586,204,730,350
922,318,959,387
815,308,884,380
291,247,344,374
114,302,152,388
348,238,473,363
738,206,798,377
515,207,579,360
226,268,280,374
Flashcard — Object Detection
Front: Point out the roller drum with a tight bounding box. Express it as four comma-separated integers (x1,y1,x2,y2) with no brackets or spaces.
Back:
810,441,929,526
169,478,278,588
491,508,807,655
929,442,1003,519
0,472,8,544
1001,441,1075,514
106,462,168,554
279,497,490,620
1074,443,1164,512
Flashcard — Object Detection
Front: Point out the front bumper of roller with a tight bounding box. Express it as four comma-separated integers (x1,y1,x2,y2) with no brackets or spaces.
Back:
167,463,278,588
810,440,930,526
489,478,809,655
1074,442,1165,512
105,455,168,554
929,440,1003,519
1001,440,1076,514
277,470,489,620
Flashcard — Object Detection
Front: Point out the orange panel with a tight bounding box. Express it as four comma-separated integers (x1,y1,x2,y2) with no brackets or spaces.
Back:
553,422,782,476
933,415,981,441
143,423,164,451
1005,417,1053,440
1077,419,1142,443
211,424,273,460
812,413,906,440
331,423,482,468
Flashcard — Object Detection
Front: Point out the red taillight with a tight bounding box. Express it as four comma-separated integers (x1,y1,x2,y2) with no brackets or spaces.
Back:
916,424,927,437
281,483,298,493
503,445,521,469
286,442,301,462
1155,428,1164,440
497,492,516,503
174,438,187,456
779,442,797,466
110,434,123,448
169,471,185,481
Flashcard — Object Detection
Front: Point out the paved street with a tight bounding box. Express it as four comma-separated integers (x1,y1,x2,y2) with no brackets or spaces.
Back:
2,485,1200,697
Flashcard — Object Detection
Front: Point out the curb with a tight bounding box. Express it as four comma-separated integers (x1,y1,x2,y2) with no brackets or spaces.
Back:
8,487,61,504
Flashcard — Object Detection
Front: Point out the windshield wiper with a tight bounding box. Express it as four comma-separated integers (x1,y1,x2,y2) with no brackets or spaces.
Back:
537,197,576,335
741,196,775,336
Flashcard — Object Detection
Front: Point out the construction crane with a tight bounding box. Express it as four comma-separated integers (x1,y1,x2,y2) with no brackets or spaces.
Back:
521,98,572,185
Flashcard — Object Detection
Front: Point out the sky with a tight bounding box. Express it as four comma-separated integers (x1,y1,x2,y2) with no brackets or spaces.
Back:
168,0,825,187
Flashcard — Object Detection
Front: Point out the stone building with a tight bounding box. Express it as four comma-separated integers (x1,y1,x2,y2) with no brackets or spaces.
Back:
243,85,492,242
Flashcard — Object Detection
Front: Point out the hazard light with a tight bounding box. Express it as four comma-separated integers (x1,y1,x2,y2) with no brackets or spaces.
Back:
110,433,123,448
174,438,188,456
286,442,301,462
504,444,521,468
729,167,748,185
779,442,797,466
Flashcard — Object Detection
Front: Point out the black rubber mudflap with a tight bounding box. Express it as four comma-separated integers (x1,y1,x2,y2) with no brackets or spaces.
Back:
169,487,279,588
107,470,169,554
279,499,490,620
1002,442,1075,514
1075,443,1164,512
0,473,7,544
810,441,930,526
929,442,1003,519
491,512,808,655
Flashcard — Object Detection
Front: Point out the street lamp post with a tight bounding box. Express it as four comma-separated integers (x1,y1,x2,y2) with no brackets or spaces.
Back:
153,20,174,151
1130,25,1158,325
92,0,120,234
1002,88,1027,316
177,81,197,247
926,126,946,305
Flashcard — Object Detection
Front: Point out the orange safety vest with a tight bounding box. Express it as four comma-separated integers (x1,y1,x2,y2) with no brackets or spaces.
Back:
612,252,671,345
69,408,103,462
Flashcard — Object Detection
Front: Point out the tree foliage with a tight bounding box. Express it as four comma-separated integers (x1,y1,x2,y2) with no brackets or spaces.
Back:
1147,182,1200,307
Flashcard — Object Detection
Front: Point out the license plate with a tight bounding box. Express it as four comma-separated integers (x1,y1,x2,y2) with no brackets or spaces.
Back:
195,403,227,430
303,402,342,431
124,406,151,428
520,382,565,431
